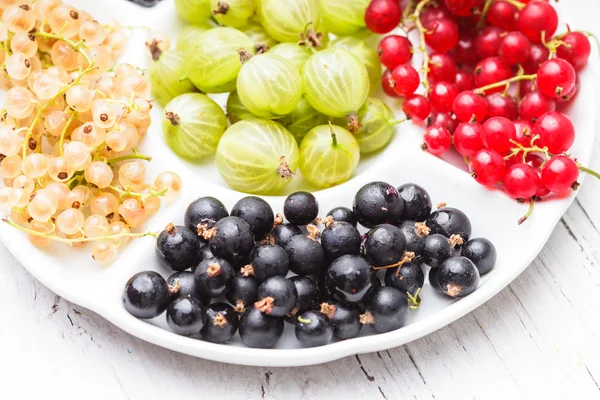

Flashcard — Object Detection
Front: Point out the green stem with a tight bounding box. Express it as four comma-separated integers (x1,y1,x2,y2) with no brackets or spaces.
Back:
389,117,407,126
107,153,152,165
477,0,494,30
109,185,168,199
59,113,77,157
518,198,535,225
474,74,537,95
297,316,312,324
577,164,600,180
414,0,434,90
503,0,525,10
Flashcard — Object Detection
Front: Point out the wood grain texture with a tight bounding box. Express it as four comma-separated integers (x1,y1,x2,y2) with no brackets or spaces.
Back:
2,2,600,399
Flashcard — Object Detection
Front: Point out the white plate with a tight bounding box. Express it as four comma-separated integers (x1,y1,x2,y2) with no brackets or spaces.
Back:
0,0,597,367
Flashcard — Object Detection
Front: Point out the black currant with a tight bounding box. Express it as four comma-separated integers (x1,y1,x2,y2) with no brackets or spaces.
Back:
242,244,289,282
397,183,432,222
326,255,374,304
364,224,407,267
166,271,210,305
361,286,408,333
270,223,302,247
284,230,325,276
166,297,206,336
201,302,239,343
226,274,259,313
426,207,472,242
194,257,235,297
422,233,455,268
353,181,404,228
318,269,333,301
437,256,480,298
397,221,430,261
461,238,497,275
326,206,357,228
295,311,334,347
283,191,319,225
239,307,284,348
320,301,362,339
184,196,228,236
286,276,321,323
428,267,442,293
122,271,170,319
155,223,200,272
198,243,214,264
205,216,255,265
231,196,275,239
384,262,425,297
320,219,362,260
255,276,298,318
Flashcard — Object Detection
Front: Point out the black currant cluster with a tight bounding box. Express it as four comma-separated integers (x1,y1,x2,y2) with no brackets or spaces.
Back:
122,182,496,348
126,0,162,8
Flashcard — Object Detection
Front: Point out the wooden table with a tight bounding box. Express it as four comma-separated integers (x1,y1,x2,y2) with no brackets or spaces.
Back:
2,2,600,399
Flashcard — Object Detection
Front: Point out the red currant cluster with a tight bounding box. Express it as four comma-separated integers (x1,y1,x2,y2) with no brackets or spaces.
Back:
366,0,597,223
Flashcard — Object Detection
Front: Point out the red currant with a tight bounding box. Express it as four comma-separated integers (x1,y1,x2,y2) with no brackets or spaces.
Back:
523,43,550,74
428,112,458,134
512,119,534,147
537,58,577,98
486,93,518,121
499,31,531,65
391,64,420,97
454,122,483,156
365,0,402,34
423,125,452,155
556,79,579,103
533,111,575,154
452,90,488,123
519,78,537,95
541,155,579,193
470,149,506,185
429,81,459,113
473,57,513,94
444,0,482,17
482,116,515,154
381,69,401,98
518,90,556,122
455,70,474,92
377,35,413,70
503,163,540,199
486,1,519,31
428,53,457,83
403,94,431,122
556,31,592,71
518,1,558,43
421,5,457,26
475,26,504,59
452,34,479,66
425,18,459,53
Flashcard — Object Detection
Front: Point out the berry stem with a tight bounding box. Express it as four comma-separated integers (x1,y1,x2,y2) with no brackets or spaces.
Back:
502,0,525,10
407,288,422,310
504,137,550,163
297,316,312,324
109,185,168,199
402,0,415,21
474,74,537,95
477,0,494,30
59,113,77,157
107,153,153,165
577,163,600,181
2,217,158,243
518,198,535,225
414,0,434,90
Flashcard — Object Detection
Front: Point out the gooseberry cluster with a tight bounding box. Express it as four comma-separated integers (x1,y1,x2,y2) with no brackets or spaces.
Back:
370,0,597,222
0,0,181,263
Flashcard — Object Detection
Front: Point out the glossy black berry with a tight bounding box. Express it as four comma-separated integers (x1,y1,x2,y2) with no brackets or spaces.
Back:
353,181,404,228
437,256,480,298
426,207,472,242
326,255,374,304
397,183,432,222
422,234,455,268
193,244,214,272
461,238,497,275
318,269,333,301
123,271,170,319
244,244,289,282
397,221,429,260
239,307,284,348
130,0,161,7
321,220,362,260
283,191,319,225
284,234,325,276
362,286,408,333
166,297,206,336
184,197,228,236
255,276,298,318
201,302,239,343
295,311,334,347
428,267,442,293
194,257,235,297
364,224,407,267
271,223,302,247
326,206,357,228
166,271,210,305
320,301,362,339
207,216,255,265
286,276,321,323
226,274,259,312
231,196,275,239
385,262,425,297
156,224,200,272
